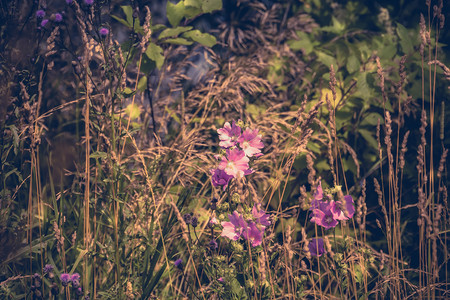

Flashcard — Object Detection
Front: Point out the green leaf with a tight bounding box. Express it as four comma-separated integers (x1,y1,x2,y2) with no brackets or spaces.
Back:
184,6,203,18
161,37,194,45
184,0,201,8
202,0,222,13
90,151,108,159
125,103,141,120
379,44,397,60
355,72,371,100
182,30,216,47
317,51,337,70
123,87,136,98
346,55,359,73
158,26,193,39
167,1,185,27
111,15,131,28
137,76,148,91
396,23,414,54
145,42,165,70
121,5,134,27
358,129,378,149
288,32,317,55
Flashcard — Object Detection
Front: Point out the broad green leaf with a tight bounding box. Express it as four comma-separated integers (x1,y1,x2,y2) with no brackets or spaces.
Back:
125,103,141,120
111,15,131,28
288,32,318,55
182,30,216,47
379,44,397,60
355,72,371,100
202,0,222,13
184,6,203,18
158,26,193,39
185,0,201,8
123,87,136,98
137,76,147,91
396,23,414,54
167,1,185,27
145,42,165,70
161,37,193,45
359,129,378,149
121,5,134,27
346,55,359,73
360,112,383,126
317,51,337,70
90,151,108,159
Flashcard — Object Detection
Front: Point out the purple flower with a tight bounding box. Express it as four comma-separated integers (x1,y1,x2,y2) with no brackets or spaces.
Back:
71,273,81,282
309,238,325,257
76,287,83,296
40,19,49,27
60,273,71,287
54,13,63,22
36,10,45,18
66,0,73,4
84,0,94,5
209,240,218,250
237,127,264,157
242,222,263,247
43,264,54,274
99,27,109,36
174,258,183,270
251,205,270,227
217,121,241,148
310,201,338,229
218,148,252,179
210,168,233,190
221,211,247,241
310,181,324,210
331,195,355,220
218,277,224,282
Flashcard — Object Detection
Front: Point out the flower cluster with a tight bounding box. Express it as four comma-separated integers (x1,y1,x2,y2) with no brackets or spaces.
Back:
211,121,264,190
220,205,270,247
60,272,86,297
309,181,355,230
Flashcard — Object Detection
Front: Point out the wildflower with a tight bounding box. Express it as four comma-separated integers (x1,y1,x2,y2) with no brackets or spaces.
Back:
84,0,94,5
331,195,355,220
219,148,252,179
36,10,45,19
40,19,49,27
221,211,247,241
310,201,338,229
54,13,63,22
210,168,233,190
191,216,198,228
310,181,324,210
183,213,192,225
209,216,219,226
76,287,83,296
60,273,71,287
242,222,263,247
71,273,81,282
209,240,218,250
99,27,109,37
174,258,183,270
218,277,224,282
43,264,53,274
251,205,270,227
217,121,241,148
309,238,325,257
237,127,264,157
66,0,73,4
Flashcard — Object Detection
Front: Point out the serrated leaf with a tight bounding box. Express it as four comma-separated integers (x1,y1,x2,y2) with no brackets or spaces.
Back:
182,30,216,47
396,23,413,54
158,26,193,39
161,37,193,45
145,42,165,70
202,0,222,13
317,51,337,70
167,1,185,27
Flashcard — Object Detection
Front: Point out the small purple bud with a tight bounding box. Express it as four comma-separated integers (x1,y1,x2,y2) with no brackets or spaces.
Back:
209,240,218,250
36,10,45,19
60,273,71,287
40,19,49,27
99,27,109,37
54,13,63,22
191,216,198,228
76,287,83,296
72,279,80,288
66,0,73,4
183,213,192,225
71,273,81,282
174,258,183,270
84,0,94,5
43,264,54,274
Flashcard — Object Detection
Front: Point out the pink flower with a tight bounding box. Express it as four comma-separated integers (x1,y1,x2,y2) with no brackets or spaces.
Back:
310,181,323,210
331,195,355,220
210,168,233,190
242,222,263,247
221,211,247,241
251,205,270,227
217,121,241,148
237,128,264,157
219,148,252,179
309,238,325,257
310,201,338,229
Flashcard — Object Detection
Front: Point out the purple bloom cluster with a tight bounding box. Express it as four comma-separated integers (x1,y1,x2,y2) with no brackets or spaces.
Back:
220,205,270,247
211,121,263,190
309,181,355,229
309,238,325,257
